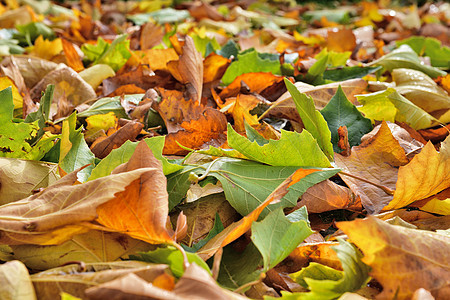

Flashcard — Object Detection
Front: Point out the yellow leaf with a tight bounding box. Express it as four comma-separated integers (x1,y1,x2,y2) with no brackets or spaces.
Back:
385,135,450,210
337,217,450,299
85,112,117,137
27,36,63,61
0,76,23,110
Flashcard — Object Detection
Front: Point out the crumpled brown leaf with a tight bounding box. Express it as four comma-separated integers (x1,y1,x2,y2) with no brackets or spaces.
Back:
167,35,204,104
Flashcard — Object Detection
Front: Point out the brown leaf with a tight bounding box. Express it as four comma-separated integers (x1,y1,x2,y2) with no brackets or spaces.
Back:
188,1,224,21
0,260,35,300
30,65,96,106
85,263,245,300
33,261,170,299
1,56,58,88
337,217,450,299
338,126,351,156
336,122,409,214
96,141,173,244
140,22,163,50
297,179,361,213
167,35,203,104
0,167,153,245
90,120,144,159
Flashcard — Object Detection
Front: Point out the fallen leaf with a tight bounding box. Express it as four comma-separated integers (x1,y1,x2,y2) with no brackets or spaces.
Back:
167,35,203,103
0,166,153,245
337,217,450,299
0,260,35,300
139,22,163,50
90,120,144,159
1,56,58,88
30,65,96,106
326,28,356,52
384,135,450,210
336,121,409,214
203,52,230,83
96,141,174,244
61,39,84,72
219,72,285,99
298,179,361,213
0,157,58,205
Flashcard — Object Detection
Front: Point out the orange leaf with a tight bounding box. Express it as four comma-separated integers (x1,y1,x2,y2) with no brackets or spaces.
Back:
336,122,409,214
96,141,173,244
203,52,230,83
61,39,84,72
326,28,356,52
138,48,179,72
337,217,450,299
219,72,284,99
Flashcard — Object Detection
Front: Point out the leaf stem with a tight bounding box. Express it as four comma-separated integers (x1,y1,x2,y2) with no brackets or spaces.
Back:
339,171,395,195
196,157,221,181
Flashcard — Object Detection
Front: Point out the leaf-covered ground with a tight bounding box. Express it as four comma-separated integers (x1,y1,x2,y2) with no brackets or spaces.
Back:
0,0,449,299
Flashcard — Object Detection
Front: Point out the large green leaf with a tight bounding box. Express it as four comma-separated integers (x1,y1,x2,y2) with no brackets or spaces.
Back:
227,124,331,168
368,44,446,78
14,22,55,46
77,96,128,119
396,36,450,69
59,113,95,182
285,79,334,161
129,246,210,277
321,86,372,152
251,207,313,271
217,243,263,290
0,87,40,159
88,137,182,181
221,48,281,85
207,158,339,216
357,88,439,130
323,66,381,81
81,34,131,72
271,239,370,300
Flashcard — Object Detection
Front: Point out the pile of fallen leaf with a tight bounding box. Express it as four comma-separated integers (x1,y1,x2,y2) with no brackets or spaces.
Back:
0,0,449,299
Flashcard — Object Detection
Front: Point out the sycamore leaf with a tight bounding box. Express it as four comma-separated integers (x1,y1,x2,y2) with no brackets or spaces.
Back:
393,68,450,124
221,48,281,85
207,158,339,217
384,135,450,210
227,124,331,168
167,35,203,103
197,168,336,261
357,88,439,130
285,79,334,160
368,44,446,78
81,34,131,72
7,230,155,270
0,87,40,159
32,261,170,300
129,246,210,277
96,141,174,245
59,113,95,182
0,157,58,205
337,217,450,299
251,207,313,271
276,239,370,300
85,263,246,300
321,86,372,153
335,122,409,214
0,167,153,245
0,260,35,300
